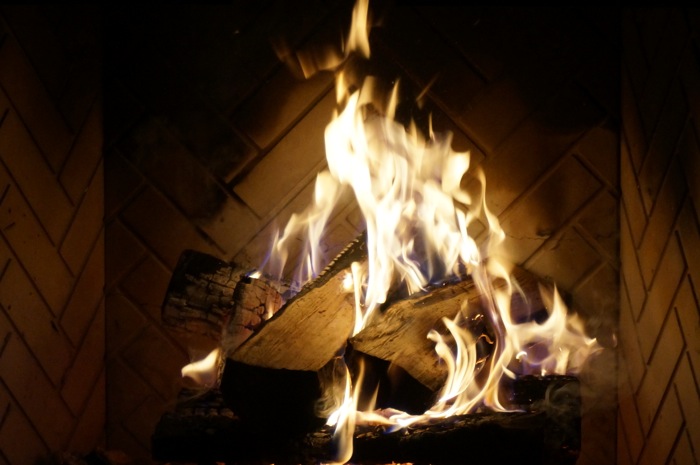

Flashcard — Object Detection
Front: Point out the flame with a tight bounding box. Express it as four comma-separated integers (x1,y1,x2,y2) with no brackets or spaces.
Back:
181,348,221,388
260,0,603,462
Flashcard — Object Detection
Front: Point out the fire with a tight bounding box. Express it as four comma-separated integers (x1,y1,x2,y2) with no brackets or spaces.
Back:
184,0,603,462
181,348,221,389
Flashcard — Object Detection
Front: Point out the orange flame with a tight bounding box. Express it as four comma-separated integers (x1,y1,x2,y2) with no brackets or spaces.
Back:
264,0,603,462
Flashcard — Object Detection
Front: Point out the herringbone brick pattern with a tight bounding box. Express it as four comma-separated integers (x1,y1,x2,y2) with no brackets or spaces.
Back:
104,4,621,463
0,5,104,464
617,9,700,465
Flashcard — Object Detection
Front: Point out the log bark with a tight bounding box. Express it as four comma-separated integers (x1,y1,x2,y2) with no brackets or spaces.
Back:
229,235,367,371
152,375,580,465
161,249,247,340
350,266,548,390
162,250,283,353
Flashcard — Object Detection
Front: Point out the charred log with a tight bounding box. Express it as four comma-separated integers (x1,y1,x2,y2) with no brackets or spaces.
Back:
152,375,580,465
161,249,247,340
162,250,283,353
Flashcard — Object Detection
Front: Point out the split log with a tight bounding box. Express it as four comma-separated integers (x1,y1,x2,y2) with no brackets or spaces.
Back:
151,375,580,465
229,235,367,371
350,266,549,391
221,276,283,354
161,249,248,340
161,250,283,353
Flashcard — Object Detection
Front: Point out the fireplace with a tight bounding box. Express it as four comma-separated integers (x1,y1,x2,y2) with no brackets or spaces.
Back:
0,4,697,465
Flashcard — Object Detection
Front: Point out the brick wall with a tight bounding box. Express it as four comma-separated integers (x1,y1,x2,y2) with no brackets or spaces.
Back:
617,8,700,465
0,6,104,464
103,4,620,463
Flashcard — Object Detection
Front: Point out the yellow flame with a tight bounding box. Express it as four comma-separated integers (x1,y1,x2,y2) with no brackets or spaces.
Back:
181,348,221,388
260,0,604,461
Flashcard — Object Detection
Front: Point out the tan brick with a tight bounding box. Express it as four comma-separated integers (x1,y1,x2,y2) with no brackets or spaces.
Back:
0,398,50,465
578,349,618,465
572,263,619,344
679,38,700,185
115,116,229,223
678,201,700,299
674,275,700,381
233,65,333,149
670,429,696,465
377,6,485,123
0,243,72,385
638,10,689,140
639,158,686,286
577,125,620,190
0,5,72,100
616,415,633,465
120,187,219,269
0,331,73,450
500,155,602,267
634,9,669,87
123,394,169,454
429,110,486,166
0,97,72,243
235,179,316,273
482,84,603,216
104,149,143,219
454,76,533,153
105,424,150,464
60,161,104,275
638,234,685,361
636,309,684,434
621,135,648,248
621,69,648,172
57,42,101,133
233,91,334,218
59,98,103,203
120,255,172,322
638,388,684,465
121,325,188,400
577,189,619,263
622,13,649,103
195,196,259,259
105,293,146,358
104,220,145,290
620,278,646,391
345,203,365,236
677,117,700,226
322,221,361,264
620,206,646,319
618,352,645,462
61,233,104,346
106,359,151,422
527,228,600,292
673,354,700,458
61,300,104,415
67,369,105,455
0,35,73,170
418,6,505,82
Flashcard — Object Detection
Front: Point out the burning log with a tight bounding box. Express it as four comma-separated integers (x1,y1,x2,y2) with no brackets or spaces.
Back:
228,235,367,371
151,375,581,465
162,249,283,350
161,249,249,340
350,266,549,391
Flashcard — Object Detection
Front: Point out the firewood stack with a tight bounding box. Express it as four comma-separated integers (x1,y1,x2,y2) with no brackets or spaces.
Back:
153,237,582,465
